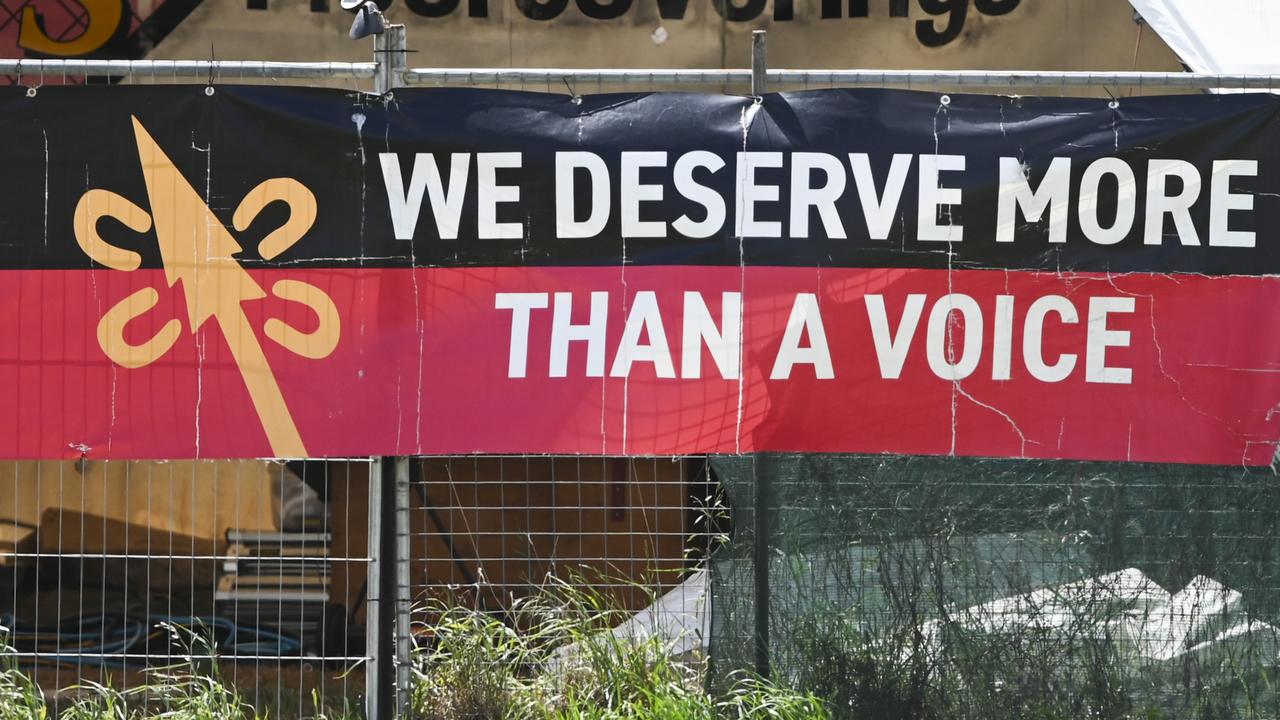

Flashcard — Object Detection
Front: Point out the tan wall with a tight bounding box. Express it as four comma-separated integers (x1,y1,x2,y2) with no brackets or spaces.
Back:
0,459,282,591
148,0,1180,73
0,459,278,547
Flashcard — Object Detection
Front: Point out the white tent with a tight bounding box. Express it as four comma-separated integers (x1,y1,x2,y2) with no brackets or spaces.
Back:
1128,0,1280,75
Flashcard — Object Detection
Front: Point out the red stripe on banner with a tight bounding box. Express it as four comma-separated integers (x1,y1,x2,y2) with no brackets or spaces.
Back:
0,267,1276,464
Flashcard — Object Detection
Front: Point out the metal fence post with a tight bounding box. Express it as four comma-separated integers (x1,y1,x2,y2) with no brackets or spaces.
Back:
752,456,772,680
365,457,385,720
750,34,771,681
394,457,413,716
374,24,408,95
751,30,767,98
370,457,402,718
369,26,411,719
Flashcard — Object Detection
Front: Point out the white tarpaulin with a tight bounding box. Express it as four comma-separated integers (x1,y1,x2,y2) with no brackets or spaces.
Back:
548,570,708,671
1128,0,1280,75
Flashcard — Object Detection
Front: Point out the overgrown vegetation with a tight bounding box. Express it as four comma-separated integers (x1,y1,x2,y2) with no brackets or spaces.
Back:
791,615,1139,720
407,576,828,720
0,576,826,719
0,651,47,720
707,455,1280,720
11,562,1272,719
0,626,362,720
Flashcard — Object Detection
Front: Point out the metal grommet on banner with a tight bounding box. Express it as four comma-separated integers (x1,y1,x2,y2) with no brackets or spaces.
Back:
205,85,216,97
1108,99,1119,109
940,94,951,106
25,87,36,98
563,77,581,106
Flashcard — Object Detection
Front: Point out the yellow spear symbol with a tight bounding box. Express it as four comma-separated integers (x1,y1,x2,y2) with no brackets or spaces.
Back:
74,117,339,458
128,117,308,457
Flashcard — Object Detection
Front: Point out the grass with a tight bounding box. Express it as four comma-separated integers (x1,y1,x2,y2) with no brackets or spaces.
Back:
406,575,829,720
0,653,47,720
15,564,1265,719
0,665,364,720
0,624,363,720
0,576,827,719
11,564,1271,720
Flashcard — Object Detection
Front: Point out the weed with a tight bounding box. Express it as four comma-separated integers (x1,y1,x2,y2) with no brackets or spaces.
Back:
405,573,828,720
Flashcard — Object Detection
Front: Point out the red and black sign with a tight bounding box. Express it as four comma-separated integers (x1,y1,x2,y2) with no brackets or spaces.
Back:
2,84,1278,462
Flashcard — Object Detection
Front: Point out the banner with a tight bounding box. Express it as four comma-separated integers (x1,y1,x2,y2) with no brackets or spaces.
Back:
2,85,1279,461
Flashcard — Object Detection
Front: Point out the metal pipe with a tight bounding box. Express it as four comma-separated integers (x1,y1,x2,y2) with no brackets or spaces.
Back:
752,456,772,681
393,457,413,717
751,31,767,98
374,25,408,94
375,458,399,719
365,458,383,720
768,69,1280,89
3,59,1273,91
0,59,375,79
403,68,753,86
400,68,1280,90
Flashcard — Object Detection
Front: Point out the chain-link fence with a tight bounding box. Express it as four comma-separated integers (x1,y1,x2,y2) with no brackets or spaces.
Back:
710,455,1280,719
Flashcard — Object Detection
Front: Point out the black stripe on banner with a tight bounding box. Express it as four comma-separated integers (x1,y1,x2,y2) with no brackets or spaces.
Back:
1,86,1277,275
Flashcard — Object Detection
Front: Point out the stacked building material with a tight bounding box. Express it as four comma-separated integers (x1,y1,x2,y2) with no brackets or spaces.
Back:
215,530,331,652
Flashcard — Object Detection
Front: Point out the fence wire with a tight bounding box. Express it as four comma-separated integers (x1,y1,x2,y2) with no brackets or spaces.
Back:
710,455,1280,720
405,457,705,616
0,459,373,718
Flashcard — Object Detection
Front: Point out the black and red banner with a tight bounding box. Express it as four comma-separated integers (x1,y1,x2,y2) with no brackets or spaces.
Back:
2,84,1279,462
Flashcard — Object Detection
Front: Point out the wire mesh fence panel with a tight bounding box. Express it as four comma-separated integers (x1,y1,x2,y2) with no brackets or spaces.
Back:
0,458,373,718
405,457,706,612
709,454,1280,720
397,456,718,718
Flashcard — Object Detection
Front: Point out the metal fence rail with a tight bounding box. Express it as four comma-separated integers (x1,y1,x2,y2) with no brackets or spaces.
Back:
2,59,1278,93
0,60,375,80
400,68,1280,90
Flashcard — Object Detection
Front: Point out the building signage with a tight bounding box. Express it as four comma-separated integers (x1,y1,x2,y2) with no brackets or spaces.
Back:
360,0,1021,46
